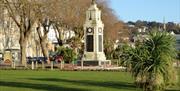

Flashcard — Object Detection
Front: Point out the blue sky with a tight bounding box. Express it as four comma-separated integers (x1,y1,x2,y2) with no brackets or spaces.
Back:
109,0,180,23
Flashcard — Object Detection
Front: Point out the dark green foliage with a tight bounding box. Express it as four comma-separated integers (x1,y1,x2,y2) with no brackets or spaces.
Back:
119,44,133,67
56,46,77,63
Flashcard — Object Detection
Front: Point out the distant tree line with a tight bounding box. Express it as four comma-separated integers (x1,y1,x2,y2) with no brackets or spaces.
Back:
127,20,180,34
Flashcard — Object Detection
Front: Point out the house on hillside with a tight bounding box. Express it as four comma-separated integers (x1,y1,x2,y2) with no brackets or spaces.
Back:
131,26,149,43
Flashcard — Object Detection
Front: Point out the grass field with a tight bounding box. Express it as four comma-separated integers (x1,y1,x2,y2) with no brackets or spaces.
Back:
0,70,179,91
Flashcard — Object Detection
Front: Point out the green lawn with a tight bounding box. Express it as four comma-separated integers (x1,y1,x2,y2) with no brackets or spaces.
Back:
0,70,179,91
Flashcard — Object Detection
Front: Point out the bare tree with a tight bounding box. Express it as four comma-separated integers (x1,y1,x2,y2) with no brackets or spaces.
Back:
3,0,40,67
36,19,52,62
44,0,91,47
48,0,129,55
2,0,129,66
0,2,19,52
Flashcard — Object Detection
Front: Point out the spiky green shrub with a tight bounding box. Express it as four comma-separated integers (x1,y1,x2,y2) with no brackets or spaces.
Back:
121,31,177,91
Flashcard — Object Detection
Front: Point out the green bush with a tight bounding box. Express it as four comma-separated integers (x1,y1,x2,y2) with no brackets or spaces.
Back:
56,46,77,63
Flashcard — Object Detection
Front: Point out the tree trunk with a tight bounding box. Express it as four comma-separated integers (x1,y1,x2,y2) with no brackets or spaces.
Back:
19,36,27,67
37,26,49,64
53,26,63,46
40,39,49,67
40,40,49,60
39,39,48,69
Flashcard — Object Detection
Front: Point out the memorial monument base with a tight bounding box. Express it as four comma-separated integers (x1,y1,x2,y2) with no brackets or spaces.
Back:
77,60,111,66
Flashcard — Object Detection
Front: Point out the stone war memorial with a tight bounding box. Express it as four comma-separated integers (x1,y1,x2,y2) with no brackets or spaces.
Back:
78,0,111,66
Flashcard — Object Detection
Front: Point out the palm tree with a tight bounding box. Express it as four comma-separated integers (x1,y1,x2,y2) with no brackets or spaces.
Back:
121,30,177,91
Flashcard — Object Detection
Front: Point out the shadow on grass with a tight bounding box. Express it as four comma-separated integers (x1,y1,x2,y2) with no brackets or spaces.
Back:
0,81,89,91
29,78,139,90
